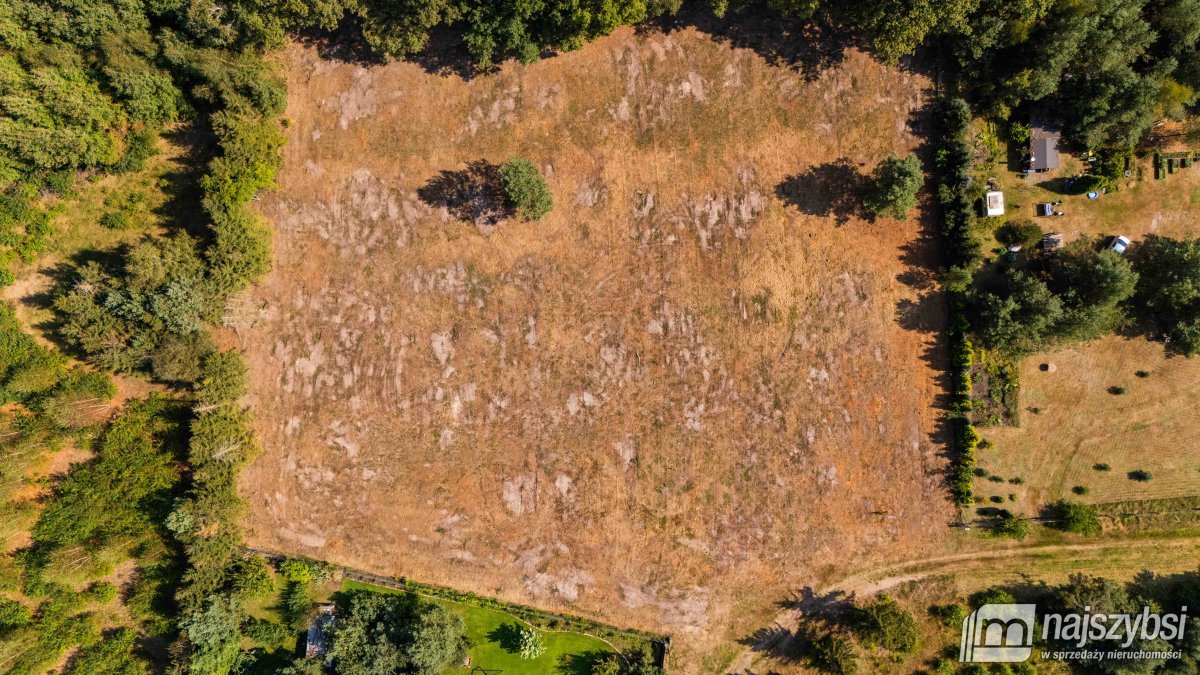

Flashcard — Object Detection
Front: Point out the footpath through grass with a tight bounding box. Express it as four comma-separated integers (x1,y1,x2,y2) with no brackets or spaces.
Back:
342,579,618,674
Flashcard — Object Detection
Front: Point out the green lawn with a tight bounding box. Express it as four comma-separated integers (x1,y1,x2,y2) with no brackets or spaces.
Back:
341,580,617,674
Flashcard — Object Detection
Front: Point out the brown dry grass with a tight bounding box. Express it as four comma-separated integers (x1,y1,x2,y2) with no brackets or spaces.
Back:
236,27,949,670
978,336,1200,513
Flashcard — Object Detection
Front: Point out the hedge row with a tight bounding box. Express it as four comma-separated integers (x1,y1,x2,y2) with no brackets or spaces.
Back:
933,98,984,508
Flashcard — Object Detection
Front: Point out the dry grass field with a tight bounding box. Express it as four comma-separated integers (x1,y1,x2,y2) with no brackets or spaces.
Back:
234,26,951,669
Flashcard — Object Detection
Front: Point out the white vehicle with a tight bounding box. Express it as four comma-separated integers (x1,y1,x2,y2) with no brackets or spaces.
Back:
1109,235,1130,254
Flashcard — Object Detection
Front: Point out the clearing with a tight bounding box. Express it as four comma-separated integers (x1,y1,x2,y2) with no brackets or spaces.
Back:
235,24,948,669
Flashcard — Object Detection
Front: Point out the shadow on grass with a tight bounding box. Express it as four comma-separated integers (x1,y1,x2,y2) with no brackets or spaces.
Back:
486,621,525,654
556,649,613,675
774,158,867,226
418,160,511,227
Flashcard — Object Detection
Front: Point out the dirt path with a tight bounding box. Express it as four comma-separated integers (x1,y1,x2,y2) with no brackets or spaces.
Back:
725,536,1200,673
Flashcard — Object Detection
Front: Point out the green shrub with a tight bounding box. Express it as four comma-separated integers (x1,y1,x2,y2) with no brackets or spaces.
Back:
84,581,119,603
811,633,858,674
929,603,968,628
969,588,1015,607
1093,463,1111,472
518,626,546,659
852,596,919,653
1128,470,1153,482
498,158,553,220
1071,485,1089,496
1044,500,1102,535
196,350,248,404
1108,385,1127,395
0,597,33,628
995,220,1043,248
993,513,1030,540
1135,370,1150,378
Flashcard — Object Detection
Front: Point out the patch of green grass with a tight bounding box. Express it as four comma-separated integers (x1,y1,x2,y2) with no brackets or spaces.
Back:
342,579,617,674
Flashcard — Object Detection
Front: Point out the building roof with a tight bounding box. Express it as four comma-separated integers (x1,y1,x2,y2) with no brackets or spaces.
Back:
984,190,1005,217
1031,136,1061,171
306,605,336,658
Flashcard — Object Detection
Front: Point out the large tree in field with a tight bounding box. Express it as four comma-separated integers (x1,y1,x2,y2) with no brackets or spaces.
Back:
863,154,922,220
1132,236,1200,356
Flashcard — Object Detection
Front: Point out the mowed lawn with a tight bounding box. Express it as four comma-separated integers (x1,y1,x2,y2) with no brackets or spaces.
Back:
976,336,1200,514
341,580,617,674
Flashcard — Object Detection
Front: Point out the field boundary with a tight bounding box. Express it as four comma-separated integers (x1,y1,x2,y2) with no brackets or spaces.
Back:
241,546,670,666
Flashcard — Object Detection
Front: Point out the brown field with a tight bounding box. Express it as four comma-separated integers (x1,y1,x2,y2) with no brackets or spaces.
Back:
972,141,1200,518
235,27,951,669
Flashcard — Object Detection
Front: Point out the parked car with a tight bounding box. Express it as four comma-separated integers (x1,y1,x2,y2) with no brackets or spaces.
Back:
1109,235,1130,254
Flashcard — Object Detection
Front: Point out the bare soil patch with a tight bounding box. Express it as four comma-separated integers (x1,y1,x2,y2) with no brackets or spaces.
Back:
237,27,948,669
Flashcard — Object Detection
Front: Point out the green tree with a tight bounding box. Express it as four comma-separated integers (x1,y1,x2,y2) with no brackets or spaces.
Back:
863,154,922,220
852,595,918,653
1132,236,1200,355
992,512,1031,540
498,157,553,220
973,269,1064,356
1044,500,1102,535
406,606,471,673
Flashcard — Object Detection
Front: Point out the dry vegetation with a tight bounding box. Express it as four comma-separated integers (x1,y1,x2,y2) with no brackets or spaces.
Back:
235,26,950,669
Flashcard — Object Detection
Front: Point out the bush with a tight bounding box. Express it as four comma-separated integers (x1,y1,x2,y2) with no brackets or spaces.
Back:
1093,463,1111,472
995,220,1043,248
498,158,553,220
1044,500,1102,535
993,513,1030,540
1135,370,1150,378
969,588,1015,608
83,581,119,603
1128,470,1153,482
0,597,33,628
518,627,546,660
243,616,290,645
863,154,923,220
929,603,968,628
852,596,918,653
1108,385,1127,395
811,633,858,674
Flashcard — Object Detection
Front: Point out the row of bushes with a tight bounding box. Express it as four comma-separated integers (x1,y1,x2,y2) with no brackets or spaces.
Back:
933,98,985,508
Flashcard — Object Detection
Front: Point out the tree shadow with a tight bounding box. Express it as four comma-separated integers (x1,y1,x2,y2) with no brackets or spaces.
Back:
774,158,867,226
556,650,612,675
294,20,506,81
733,587,855,664
154,123,213,242
643,4,853,82
486,622,525,654
417,160,511,229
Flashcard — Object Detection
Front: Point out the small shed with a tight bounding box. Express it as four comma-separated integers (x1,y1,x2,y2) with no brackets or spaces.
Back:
1028,123,1062,172
306,605,336,659
1042,232,1064,251
983,190,1005,217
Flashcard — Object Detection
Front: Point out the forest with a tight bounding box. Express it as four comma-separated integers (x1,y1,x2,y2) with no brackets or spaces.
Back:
2,0,1200,673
